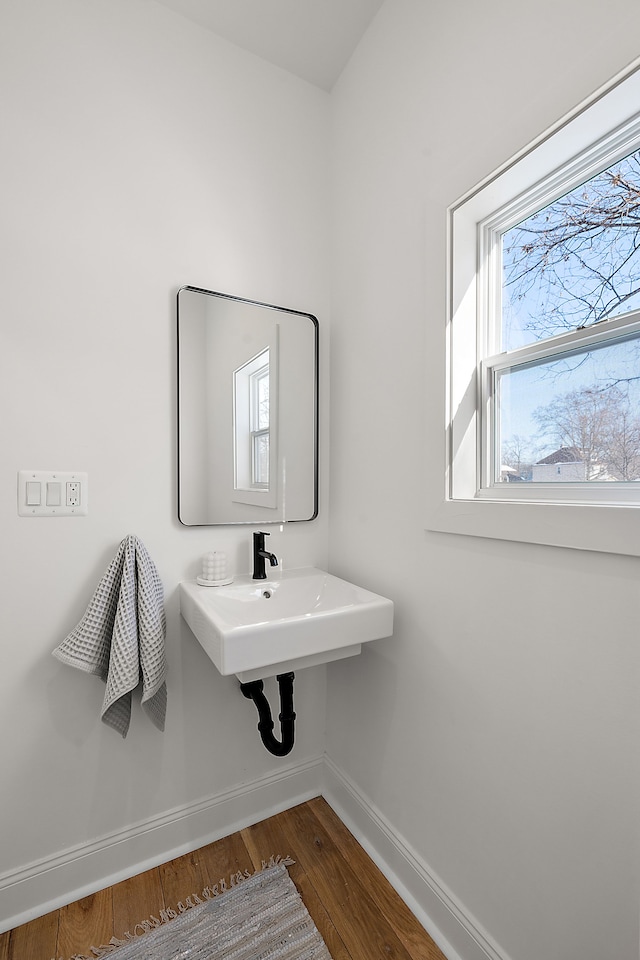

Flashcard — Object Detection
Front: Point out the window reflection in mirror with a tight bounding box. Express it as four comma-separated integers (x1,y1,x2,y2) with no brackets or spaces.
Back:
250,352,269,487
233,342,277,508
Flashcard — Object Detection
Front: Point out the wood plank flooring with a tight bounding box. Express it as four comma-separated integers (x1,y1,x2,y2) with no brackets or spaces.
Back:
0,797,447,960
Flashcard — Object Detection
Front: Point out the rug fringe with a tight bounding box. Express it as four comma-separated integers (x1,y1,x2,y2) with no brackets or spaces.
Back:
50,854,295,960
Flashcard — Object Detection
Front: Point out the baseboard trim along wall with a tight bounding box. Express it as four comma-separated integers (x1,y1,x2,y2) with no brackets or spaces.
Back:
322,756,513,960
0,755,324,935
3,752,514,960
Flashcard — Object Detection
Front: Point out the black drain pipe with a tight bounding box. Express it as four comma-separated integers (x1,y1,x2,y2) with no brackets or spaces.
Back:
240,672,296,756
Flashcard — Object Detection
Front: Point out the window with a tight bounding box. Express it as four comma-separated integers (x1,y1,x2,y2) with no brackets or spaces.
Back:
428,59,640,555
233,338,278,510
483,152,640,500
249,358,270,487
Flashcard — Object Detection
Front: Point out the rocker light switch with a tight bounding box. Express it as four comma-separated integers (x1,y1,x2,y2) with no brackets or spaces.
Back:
26,481,41,506
46,482,61,506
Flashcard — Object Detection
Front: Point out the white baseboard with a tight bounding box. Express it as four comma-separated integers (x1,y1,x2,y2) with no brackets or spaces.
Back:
0,755,324,935
322,756,511,960
2,753,512,960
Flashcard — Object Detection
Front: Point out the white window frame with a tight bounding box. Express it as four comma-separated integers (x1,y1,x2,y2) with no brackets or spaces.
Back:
427,57,640,557
249,361,270,488
232,329,279,510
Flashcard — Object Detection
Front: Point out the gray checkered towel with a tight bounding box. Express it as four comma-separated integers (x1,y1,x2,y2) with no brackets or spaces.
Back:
52,535,167,737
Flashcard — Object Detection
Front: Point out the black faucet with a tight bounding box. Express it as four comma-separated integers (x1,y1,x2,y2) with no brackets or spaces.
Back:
252,531,278,580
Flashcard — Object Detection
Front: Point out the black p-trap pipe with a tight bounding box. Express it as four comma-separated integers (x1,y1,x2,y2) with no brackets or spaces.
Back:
240,672,296,757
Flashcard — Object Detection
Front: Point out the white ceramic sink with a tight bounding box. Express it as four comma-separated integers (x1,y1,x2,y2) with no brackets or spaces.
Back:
179,566,394,682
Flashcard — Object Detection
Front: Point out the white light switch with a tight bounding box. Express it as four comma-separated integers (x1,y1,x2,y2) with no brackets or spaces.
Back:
18,471,88,517
46,482,61,506
26,481,41,506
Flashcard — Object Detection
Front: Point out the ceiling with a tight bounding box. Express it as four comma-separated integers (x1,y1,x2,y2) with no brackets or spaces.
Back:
154,0,384,91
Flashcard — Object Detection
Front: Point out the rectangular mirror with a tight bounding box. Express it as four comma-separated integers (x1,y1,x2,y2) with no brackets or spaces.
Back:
177,286,318,525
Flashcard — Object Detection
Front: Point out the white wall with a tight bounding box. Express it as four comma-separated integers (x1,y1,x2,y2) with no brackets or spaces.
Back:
0,0,329,930
4,1,640,956
327,2,640,959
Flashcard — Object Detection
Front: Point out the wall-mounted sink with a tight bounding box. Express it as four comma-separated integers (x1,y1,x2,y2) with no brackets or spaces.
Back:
179,566,394,682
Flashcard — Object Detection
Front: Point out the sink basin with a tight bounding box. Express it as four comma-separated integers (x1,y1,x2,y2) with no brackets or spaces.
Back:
179,566,394,682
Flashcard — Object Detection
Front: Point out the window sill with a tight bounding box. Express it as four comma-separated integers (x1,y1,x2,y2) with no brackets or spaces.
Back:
426,496,640,557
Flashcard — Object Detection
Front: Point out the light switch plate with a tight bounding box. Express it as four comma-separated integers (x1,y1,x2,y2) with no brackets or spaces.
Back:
18,470,88,517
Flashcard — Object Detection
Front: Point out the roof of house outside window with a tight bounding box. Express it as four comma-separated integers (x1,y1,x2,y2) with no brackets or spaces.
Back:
536,447,583,464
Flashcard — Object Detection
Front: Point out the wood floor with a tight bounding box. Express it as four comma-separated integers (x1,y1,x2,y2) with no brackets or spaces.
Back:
0,797,447,960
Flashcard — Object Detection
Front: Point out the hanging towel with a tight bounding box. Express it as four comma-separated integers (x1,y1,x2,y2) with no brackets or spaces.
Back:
52,535,167,737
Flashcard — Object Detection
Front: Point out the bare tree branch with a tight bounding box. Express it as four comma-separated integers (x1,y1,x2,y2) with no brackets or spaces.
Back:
503,151,640,335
